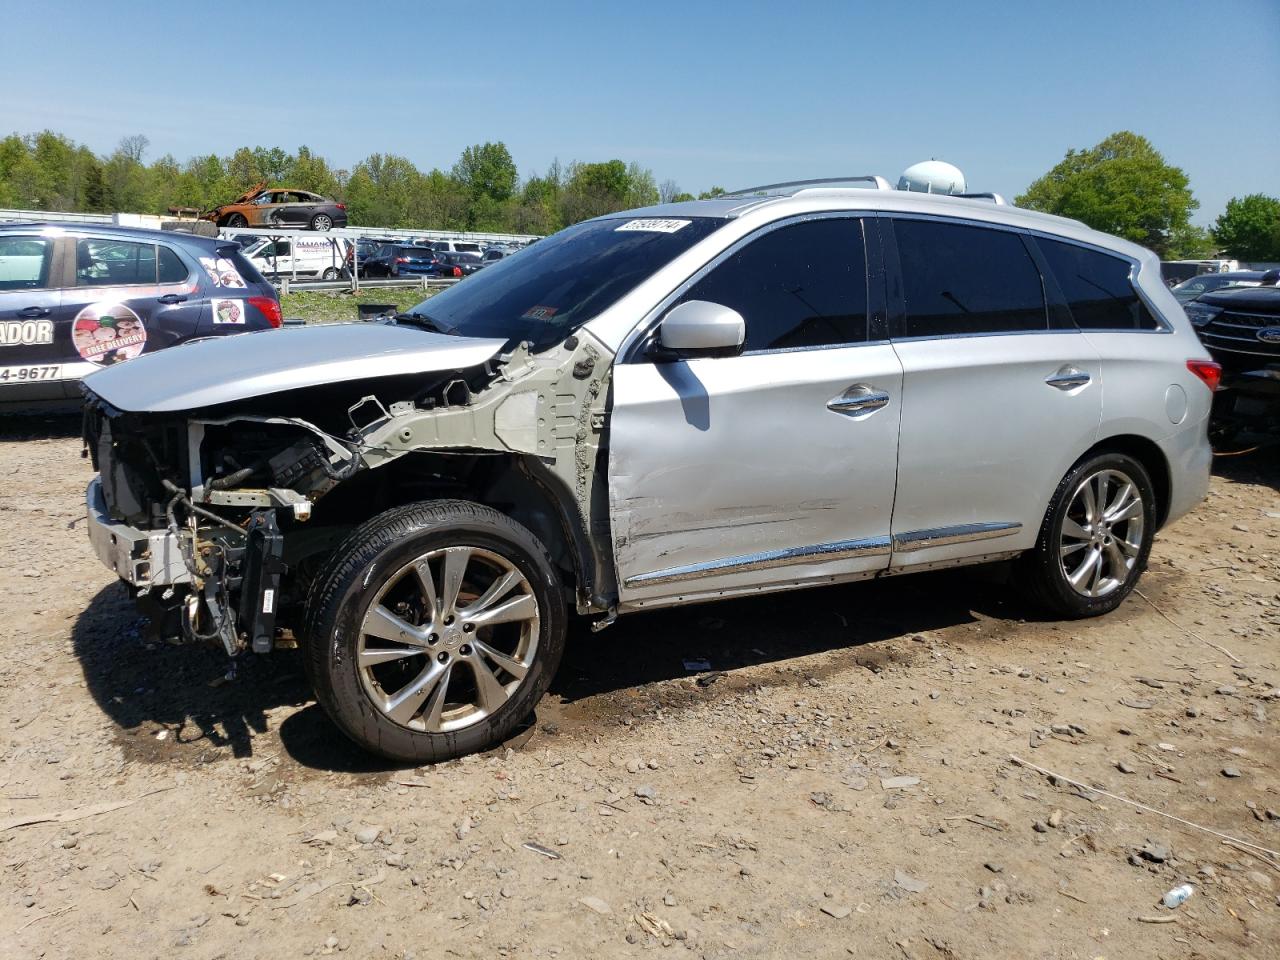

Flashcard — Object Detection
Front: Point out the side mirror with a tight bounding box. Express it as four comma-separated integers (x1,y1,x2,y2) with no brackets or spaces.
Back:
656,300,745,359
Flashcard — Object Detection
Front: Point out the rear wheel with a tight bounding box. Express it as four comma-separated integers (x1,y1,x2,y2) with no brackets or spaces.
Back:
225,213,248,228
320,267,339,280
1018,452,1156,618
303,500,566,763
310,213,333,231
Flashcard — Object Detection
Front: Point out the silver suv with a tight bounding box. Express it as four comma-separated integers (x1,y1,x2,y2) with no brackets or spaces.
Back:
80,177,1218,762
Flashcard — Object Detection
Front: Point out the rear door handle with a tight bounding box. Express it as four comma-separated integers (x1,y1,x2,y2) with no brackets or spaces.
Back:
1045,367,1091,391
827,385,890,416
157,294,187,305
17,306,51,318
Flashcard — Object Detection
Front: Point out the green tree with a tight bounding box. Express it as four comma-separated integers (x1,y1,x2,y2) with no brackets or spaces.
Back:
1016,132,1197,255
1213,194,1280,262
1163,223,1216,260
698,186,726,199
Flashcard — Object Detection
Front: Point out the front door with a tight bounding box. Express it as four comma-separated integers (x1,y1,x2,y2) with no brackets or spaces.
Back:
609,216,903,608
0,233,63,400
883,216,1103,566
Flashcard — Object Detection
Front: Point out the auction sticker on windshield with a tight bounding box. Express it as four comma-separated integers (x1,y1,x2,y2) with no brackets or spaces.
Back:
614,219,691,233
73,303,147,366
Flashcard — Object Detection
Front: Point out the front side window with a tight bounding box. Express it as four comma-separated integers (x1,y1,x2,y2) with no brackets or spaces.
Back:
75,239,158,287
0,236,53,290
894,219,1047,337
1037,238,1159,330
674,217,869,352
404,216,725,350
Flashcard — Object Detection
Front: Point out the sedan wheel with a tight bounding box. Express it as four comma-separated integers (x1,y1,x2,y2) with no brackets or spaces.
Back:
311,214,333,231
357,546,539,734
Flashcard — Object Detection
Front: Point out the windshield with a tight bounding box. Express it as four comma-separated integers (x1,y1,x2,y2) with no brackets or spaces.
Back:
404,216,724,349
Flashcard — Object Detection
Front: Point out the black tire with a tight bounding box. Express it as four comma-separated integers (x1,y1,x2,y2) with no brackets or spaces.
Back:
320,267,340,281
302,500,567,763
1018,451,1157,619
310,213,333,231
225,213,248,228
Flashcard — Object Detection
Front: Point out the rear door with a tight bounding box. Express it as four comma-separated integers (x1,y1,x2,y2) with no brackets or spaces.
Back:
883,216,1102,566
60,235,206,376
0,233,64,400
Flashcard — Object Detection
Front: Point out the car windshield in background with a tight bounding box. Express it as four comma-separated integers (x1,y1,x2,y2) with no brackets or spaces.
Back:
404,216,724,349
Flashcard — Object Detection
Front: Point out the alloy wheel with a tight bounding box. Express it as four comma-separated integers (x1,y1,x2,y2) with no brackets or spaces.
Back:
1058,468,1145,598
356,546,539,733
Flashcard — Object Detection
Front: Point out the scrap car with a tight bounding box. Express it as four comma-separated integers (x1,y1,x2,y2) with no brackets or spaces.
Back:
203,183,348,231
81,179,1216,762
0,223,281,410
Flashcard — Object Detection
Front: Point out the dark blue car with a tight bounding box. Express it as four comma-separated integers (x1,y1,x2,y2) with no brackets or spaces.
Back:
0,223,281,410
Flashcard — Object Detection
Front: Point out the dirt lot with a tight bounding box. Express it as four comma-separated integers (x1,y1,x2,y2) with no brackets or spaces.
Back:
1,417,1277,960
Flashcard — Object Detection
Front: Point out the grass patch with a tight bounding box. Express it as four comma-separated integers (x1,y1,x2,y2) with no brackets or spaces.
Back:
280,287,436,325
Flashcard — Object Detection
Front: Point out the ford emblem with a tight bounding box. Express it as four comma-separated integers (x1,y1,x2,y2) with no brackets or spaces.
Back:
1258,327,1280,344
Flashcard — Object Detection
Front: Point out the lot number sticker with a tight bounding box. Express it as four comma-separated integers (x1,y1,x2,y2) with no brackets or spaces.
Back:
73,303,147,366
614,219,692,234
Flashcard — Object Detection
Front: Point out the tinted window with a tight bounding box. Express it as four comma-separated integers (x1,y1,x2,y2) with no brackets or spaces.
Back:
675,218,868,352
405,216,724,350
894,219,1047,337
76,239,158,286
0,236,53,290
1038,238,1159,330
157,246,189,283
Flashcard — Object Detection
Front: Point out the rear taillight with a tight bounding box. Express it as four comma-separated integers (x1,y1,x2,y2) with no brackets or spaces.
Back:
1187,359,1222,392
396,256,411,264
452,266,462,277
248,295,282,329
336,203,346,210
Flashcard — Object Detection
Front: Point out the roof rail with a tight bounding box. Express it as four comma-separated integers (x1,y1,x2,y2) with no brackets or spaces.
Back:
953,192,1007,205
723,175,894,198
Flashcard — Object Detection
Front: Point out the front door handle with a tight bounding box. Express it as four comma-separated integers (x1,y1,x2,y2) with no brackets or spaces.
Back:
1045,367,1091,391
827,385,890,416
17,306,51,319
157,294,187,305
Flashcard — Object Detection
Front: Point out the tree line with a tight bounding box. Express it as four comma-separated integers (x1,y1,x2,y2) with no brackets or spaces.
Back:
0,131,725,236
1,128,1276,258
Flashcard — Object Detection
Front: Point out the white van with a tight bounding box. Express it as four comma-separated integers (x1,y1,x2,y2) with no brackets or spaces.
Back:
245,235,350,279
430,239,484,255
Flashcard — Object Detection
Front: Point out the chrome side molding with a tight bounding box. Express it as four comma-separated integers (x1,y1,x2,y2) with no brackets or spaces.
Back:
624,521,1023,588
623,535,893,588
891,521,1022,550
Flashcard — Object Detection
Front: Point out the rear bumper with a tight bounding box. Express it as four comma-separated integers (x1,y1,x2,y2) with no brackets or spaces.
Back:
86,477,190,587
1157,415,1213,528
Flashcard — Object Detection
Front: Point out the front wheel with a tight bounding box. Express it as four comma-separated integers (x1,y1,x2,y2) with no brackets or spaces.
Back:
224,213,248,228
1017,451,1156,619
302,500,567,763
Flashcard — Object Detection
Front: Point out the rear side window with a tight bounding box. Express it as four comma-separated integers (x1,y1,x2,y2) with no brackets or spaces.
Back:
226,249,268,288
0,236,53,290
75,239,158,287
675,218,868,352
1037,238,1159,330
158,246,189,283
894,219,1047,337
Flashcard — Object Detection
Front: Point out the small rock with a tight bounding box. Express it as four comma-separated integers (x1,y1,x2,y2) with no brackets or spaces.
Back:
820,903,852,919
1116,760,1136,774
984,862,1004,874
578,896,612,915
354,827,381,845
1047,809,1063,829
1157,742,1176,752
1032,820,1050,833
1216,685,1237,696
1138,841,1171,863
634,785,656,801
625,759,643,774
880,776,921,790
1221,766,1242,779
1231,523,1249,533
894,869,928,893
1186,706,1200,718
455,816,472,841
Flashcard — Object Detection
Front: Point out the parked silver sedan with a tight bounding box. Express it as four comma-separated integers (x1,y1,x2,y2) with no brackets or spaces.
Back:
81,178,1217,762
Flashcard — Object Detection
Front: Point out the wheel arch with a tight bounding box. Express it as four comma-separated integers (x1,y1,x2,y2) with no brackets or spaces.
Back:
1083,433,1173,529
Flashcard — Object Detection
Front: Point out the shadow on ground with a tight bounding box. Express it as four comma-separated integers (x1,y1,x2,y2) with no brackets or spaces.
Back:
67,441,1275,775
0,411,82,441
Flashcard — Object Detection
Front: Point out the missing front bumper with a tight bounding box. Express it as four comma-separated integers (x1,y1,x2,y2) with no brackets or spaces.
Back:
86,478,191,588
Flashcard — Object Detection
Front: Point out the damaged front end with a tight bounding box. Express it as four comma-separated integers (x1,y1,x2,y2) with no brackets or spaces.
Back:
82,322,617,658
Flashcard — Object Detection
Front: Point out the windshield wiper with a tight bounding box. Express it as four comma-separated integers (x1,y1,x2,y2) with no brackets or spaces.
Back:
395,312,455,335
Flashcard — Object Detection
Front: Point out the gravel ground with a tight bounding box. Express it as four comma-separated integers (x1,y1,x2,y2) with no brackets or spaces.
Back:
0,416,1276,960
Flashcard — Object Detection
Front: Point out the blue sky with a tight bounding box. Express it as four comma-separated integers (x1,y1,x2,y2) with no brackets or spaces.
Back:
2,0,1277,223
